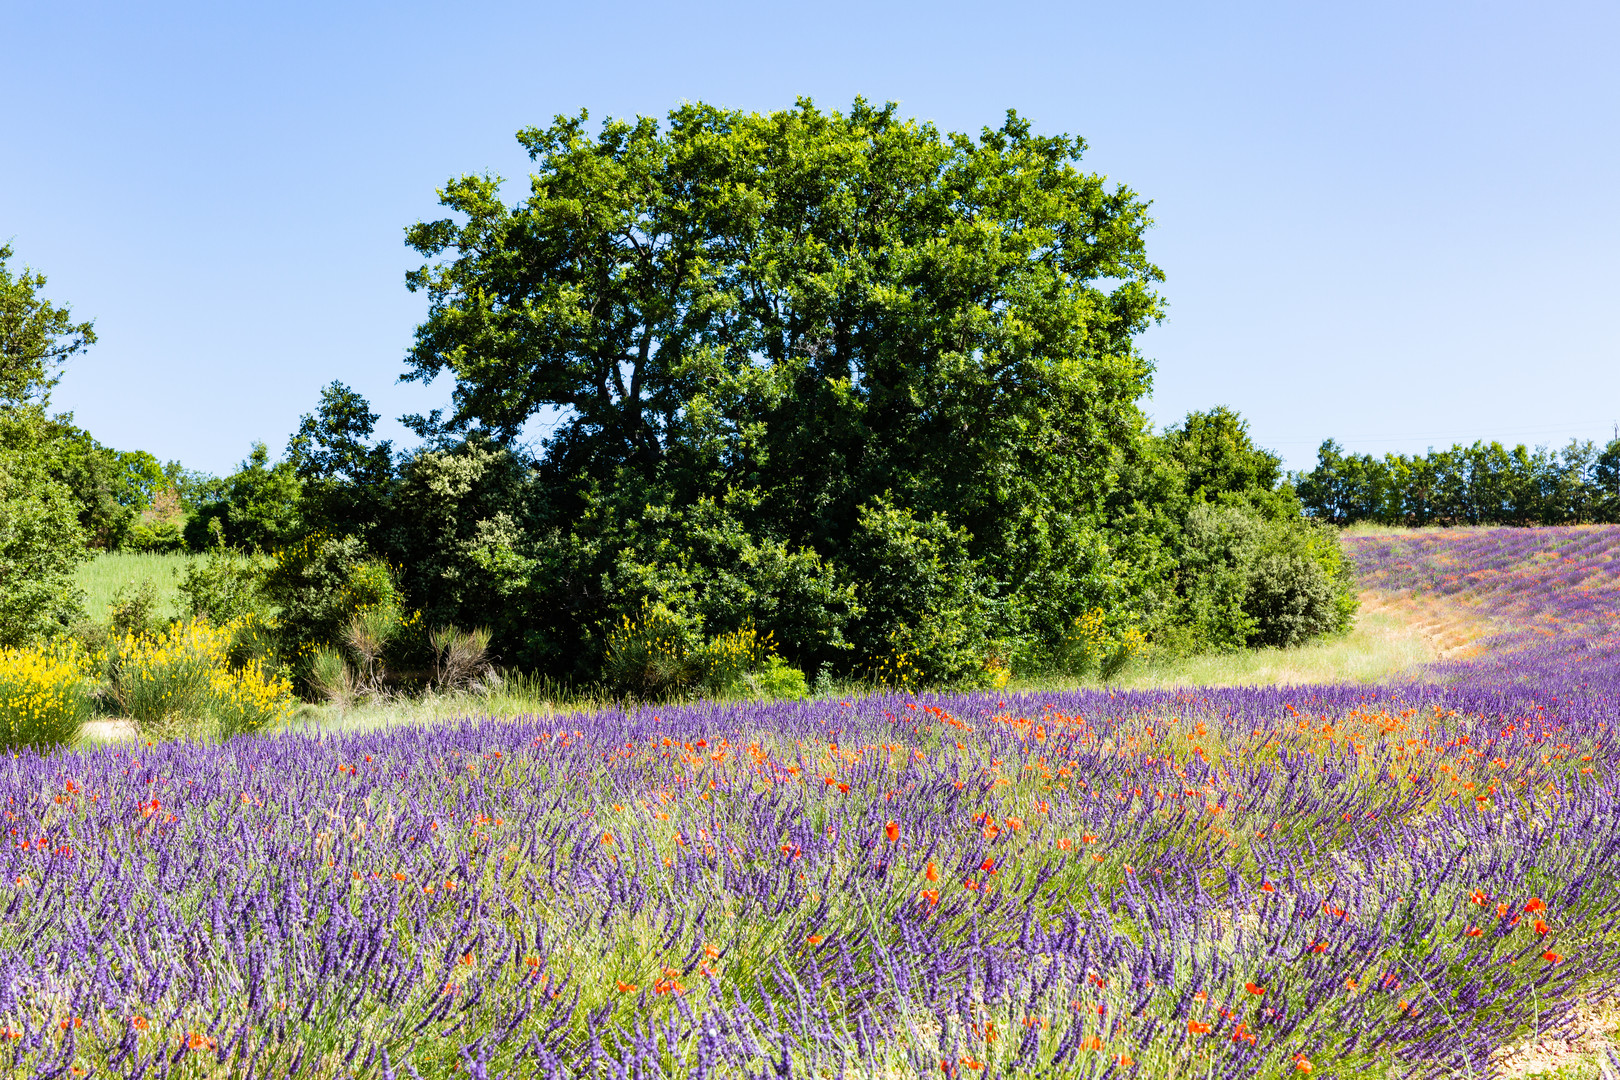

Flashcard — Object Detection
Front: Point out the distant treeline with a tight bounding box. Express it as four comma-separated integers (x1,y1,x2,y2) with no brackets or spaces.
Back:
1294,438,1620,527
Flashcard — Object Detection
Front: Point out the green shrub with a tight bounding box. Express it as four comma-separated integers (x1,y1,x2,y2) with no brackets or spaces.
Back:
1177,504,1355,650
0,641,95,750
845,496,990,686
262,532,367,656
746,655,809,701
124,519,186,554
182,442,303,552
177,539,267,625
108,579,163,637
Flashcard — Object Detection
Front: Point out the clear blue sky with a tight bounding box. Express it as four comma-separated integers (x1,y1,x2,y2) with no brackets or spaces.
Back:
6,0,1617,475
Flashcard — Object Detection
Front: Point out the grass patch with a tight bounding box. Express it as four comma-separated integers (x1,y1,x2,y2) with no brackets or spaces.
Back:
73,550,198,623
1017,598,1443,692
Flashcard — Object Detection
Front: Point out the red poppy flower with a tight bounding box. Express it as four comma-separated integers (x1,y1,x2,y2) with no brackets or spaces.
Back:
1245,982,1265,995
884,821,899,843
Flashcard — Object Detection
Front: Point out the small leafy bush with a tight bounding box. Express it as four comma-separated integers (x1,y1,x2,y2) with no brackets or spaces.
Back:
177,540,268,625
1178,504,1355,651
113,621,294,741
744,655,809,701
108,579,163,637
123,519,186,554
0,641,95,750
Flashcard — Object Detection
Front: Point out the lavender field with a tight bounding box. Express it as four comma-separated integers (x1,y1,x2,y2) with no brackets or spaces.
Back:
9,529,1620,1079
1345,526,1620,697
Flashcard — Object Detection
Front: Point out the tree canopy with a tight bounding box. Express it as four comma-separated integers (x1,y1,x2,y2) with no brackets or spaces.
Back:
0,243,96,407
394,102,1177,670
365,100,1346,680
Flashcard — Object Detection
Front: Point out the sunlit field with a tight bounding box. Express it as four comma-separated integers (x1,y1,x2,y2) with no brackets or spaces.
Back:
11,527,1620,1078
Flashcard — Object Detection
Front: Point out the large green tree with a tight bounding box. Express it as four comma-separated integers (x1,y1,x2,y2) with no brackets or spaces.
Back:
0,245,94,639
399,99,1167,675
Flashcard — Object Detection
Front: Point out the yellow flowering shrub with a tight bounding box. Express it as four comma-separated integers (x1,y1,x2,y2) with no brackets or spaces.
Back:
1063,608,1147,679
692,625,775,693
602,604,801,699
602,602,700,699
115,621,294,741
0,641,96,750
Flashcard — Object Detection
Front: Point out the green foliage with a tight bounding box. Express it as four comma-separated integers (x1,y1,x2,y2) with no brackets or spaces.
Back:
287,381,397,543
1178,504,1354,651
176,538,268,625
1298,436,1620,526
0,640,95,750
0,243,96,407
108,579,163,638
0,407,89,644
342,593,405,695
746,655,809,701
1163,406,1297,520
124,518,186,554
33,415,170,549
260,533,417,696
845,496,990,686
394,99,1164,676
260,532,368,662
691,625,775,695
184,443,303,552
1054,608,1148,680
